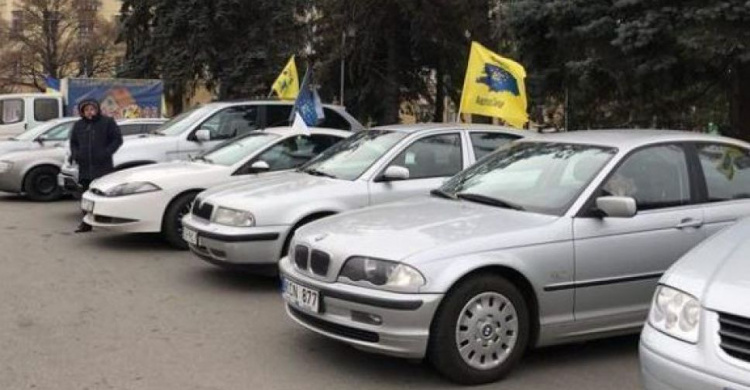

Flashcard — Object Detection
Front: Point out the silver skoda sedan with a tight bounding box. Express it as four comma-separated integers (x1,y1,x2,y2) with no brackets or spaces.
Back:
280,130,750,384
641,217,750,390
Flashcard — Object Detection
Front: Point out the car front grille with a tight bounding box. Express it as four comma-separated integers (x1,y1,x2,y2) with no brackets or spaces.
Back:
718,312,750,363
192,200,213,220
293,245,330,277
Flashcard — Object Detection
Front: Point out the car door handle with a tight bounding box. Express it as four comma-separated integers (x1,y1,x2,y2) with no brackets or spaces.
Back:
676,218,704,229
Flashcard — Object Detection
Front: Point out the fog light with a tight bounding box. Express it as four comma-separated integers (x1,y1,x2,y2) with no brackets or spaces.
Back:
351,311,382,326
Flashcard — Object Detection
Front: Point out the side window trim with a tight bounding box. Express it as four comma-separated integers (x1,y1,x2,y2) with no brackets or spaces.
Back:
576,142,696,217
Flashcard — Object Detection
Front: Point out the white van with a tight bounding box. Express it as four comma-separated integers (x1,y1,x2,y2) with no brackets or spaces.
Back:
0,94,64,139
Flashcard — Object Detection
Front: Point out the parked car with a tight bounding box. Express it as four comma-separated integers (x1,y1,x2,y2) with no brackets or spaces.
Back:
0,118,165,201
182,124,529,273
640,217,750,390
59,101,363,194
278,130,750,385
81,127,351,249
0,117,77,157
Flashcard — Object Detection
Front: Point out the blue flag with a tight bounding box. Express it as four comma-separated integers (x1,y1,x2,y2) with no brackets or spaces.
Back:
43,75,60,92
292,67,325,126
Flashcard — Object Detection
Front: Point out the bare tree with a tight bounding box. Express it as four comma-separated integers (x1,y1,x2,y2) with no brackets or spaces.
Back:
0,0,120,92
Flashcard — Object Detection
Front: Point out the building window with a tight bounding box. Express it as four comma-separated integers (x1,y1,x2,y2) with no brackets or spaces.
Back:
11,10,23,39
79,19,94,39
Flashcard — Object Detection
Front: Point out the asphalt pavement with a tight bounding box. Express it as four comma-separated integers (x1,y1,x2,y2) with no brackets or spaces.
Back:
0,194,643,390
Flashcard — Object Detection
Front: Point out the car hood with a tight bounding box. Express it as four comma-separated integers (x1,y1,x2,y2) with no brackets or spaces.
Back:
197,171,355,211
0,141,33,157
91,161,228,191
295,196,563,265
662,219,750,317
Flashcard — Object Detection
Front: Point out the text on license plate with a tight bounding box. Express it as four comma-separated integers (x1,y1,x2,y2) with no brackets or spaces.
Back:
182,227,198,246
283,278,320,313
81,199,94,213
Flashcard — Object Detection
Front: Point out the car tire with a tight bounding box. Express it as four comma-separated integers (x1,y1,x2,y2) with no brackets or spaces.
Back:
162,191,198,250
24,166,63,202
428,274,530,385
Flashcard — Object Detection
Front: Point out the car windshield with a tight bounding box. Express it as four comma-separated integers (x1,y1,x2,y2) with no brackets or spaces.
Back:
439,142,617,215
298,130,407,181
12,120,67,141
200,133,280,166
156,105,214,136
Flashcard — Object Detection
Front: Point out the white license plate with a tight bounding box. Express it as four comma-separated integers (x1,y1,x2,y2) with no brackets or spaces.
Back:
283,278,320,313
182,227,198,246
81,199,94,213
57,175,64,187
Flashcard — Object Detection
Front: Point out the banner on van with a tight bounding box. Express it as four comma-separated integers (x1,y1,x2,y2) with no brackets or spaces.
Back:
66,78,164,119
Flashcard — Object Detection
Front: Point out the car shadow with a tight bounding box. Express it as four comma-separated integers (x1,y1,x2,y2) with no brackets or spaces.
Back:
289,333,641,389
182,267,280,294
86,232,176,252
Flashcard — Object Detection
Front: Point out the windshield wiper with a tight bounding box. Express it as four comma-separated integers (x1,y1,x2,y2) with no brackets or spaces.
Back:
304,168,337,179
456,193,525,211
194,155,213,164
430,188,457,200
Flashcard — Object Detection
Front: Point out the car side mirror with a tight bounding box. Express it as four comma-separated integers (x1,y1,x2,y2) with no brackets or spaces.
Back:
34,136,46,145
194,129,211,143
250,160,270,173
381,165,410,182
596,196,637,218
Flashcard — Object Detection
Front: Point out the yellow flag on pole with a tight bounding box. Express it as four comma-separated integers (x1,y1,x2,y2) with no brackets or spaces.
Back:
271,56,300,100
459,42,529,128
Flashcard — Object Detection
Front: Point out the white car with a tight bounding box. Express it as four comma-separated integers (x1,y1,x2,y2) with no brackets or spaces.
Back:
59,100,363,193
81,127,351,248
0,117,77,157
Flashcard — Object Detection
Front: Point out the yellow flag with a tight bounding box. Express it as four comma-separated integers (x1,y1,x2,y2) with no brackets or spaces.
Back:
459,42,528,128
271,56,299,100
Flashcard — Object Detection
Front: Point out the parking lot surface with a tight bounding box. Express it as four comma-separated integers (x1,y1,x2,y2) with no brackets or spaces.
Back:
0,195,642,390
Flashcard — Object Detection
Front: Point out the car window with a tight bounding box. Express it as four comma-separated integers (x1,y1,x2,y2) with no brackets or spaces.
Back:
299,130,407,181
254,135,320,171
34,98,60,122
697,144,750,202
204,133,280,167
157,105,214,136
200,106,259,140
144,124,163,133
1,99,24,125
266,105,293,128
119,124,145,136
441,142,617,216
42,122,74,140
386,133,463,179
470,132,520,160
603,145,691,211
319,108,351,131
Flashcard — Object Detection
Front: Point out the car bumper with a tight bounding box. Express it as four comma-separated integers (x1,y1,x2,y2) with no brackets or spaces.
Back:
81,190,169,233
182,214,287,270
0,171,23,193
58,172,80,193
279,257,444,359
640,313,750,390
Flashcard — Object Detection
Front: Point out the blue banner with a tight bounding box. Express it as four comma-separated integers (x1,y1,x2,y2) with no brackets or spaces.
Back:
66,78,164,119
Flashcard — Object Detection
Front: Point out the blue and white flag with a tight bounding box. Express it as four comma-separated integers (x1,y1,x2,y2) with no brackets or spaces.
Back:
292,67,325,126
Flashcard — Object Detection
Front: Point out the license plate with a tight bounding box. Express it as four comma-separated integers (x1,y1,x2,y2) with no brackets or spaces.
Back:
81,199,94,213
283,278,320,313
57,175,64,187
182,227,198,246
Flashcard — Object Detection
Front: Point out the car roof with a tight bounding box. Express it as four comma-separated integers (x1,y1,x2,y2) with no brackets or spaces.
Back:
205,100,346,110
370,123,532,137
259,127,352,137
117,118,168,124
0,93,61,99
519,129,750,150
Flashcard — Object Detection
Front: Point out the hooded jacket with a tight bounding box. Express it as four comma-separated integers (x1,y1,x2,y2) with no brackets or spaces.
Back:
69,100,123,181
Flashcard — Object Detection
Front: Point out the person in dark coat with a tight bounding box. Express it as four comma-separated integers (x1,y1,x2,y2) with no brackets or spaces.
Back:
69,100,123,233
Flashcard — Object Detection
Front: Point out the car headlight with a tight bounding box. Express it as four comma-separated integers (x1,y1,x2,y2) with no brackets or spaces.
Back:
0,161,13,173
104,182,161,197
338,256,426,292
212,206,255,227
648,285,702,343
